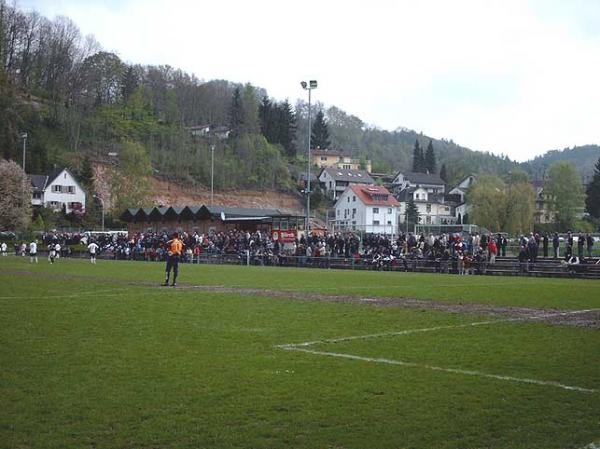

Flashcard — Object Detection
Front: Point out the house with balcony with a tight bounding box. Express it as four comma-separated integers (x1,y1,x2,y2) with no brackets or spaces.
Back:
332,184,400,234
29,168,86,214
319,168,375,200
396,187,456,226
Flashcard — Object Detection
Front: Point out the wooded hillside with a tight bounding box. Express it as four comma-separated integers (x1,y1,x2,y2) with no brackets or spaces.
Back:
0,0,593,205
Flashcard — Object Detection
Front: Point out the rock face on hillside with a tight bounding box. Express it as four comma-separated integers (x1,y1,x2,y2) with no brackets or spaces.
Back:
93,163,304,215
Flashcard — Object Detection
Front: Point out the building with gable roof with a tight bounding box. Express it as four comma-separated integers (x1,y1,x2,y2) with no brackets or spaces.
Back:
396,187,456,226
29,167,86,213
391,171,446,195
332,184,400,234
311,149,372,173
318,167,375,200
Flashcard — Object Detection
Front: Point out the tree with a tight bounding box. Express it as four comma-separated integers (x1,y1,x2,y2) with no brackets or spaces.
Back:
278,99,296,158
241,83,259,135
0,159,32,231
545,161,585,231
229,86,243,137
425,139,436,173
468,174,534,234
110,141,152,213
311,110,330,150
405,198,420,227
412,139,425,173
468,175,506,231
439,164,448,183
585,156,600,218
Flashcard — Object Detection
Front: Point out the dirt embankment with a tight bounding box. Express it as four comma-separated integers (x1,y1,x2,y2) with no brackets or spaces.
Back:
93,163,304,214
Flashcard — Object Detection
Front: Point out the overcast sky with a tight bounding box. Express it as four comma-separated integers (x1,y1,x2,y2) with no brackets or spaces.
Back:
20,0,600,161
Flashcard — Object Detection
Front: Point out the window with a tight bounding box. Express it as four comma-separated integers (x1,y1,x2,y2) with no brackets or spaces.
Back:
426,216,432,224
352,208,356,218
373,207,379,214
387,208,392,214
321,156,327,161
337,209,340,217
387,220,392,225
415,193,420,200
48,201,60,209
373,220,380,225
426,204,431,213
68,186,75,194
352,196,356,202
52,185,61,193
33,192,42,199
347,197,350,202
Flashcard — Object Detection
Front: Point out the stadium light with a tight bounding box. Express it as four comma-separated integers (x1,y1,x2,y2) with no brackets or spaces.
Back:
301,79,317,234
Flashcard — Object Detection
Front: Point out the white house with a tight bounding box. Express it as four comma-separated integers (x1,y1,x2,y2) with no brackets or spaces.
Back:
396,187,456,225
319,168,375,200
29,168,86,214
332,184,400,235
391,171,446,195
448,174,476,203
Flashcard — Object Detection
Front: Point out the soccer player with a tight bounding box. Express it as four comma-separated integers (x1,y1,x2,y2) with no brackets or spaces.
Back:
162,232,183,287
88,241,99,264
48,243,56,264
1,241,7,256
29,240,38,263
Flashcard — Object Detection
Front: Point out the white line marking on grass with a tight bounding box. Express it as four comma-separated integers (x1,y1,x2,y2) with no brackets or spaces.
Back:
581,442,600,449
276,308,600,394
0,289,127,300
275,319,517,349
277,309,600,350
283,347,597,393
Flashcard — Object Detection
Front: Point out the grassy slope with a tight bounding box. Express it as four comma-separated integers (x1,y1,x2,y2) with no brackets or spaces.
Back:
1,257,599,449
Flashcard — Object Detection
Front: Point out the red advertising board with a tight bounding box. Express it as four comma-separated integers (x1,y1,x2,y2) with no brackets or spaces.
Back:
272,229,297,243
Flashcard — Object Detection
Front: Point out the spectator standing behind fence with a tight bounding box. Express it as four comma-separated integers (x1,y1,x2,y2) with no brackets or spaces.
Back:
552,232,560,258
577,233,585,258
587,234,594,258
566,231,574,257
0,241,6,256
542,233,549,258
488,238,497,265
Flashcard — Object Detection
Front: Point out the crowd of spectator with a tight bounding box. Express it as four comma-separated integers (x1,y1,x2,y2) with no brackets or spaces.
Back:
4,228,594,275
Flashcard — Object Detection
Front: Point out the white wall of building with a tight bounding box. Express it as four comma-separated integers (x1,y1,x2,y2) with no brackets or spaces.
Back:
43,169,86,213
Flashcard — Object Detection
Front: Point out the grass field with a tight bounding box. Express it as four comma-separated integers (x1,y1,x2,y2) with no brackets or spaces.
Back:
1,256,599,449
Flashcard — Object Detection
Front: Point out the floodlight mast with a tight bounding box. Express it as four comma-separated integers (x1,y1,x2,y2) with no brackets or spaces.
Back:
301,80,317,236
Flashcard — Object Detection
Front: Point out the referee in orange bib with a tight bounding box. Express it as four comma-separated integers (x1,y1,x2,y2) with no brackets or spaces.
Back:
162,232,184,287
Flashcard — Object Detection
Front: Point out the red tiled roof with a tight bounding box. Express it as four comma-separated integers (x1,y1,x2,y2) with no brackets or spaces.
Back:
349,184,400,206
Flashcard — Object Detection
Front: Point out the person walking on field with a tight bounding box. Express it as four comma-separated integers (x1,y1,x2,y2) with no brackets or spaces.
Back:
1,241,7,256
29,240,38,263
162,232,184,287
88,241,99,264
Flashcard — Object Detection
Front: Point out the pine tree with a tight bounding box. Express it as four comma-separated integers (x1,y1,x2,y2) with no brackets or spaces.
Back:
405,198,420,226
412,140,425,172
229,87,243,138
241,83,259,135
585,156,600,218
425,139,436,173
311,110,330,150
440,164,448,183
121,65,139,103
259,96,274,141
278,99,296,158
